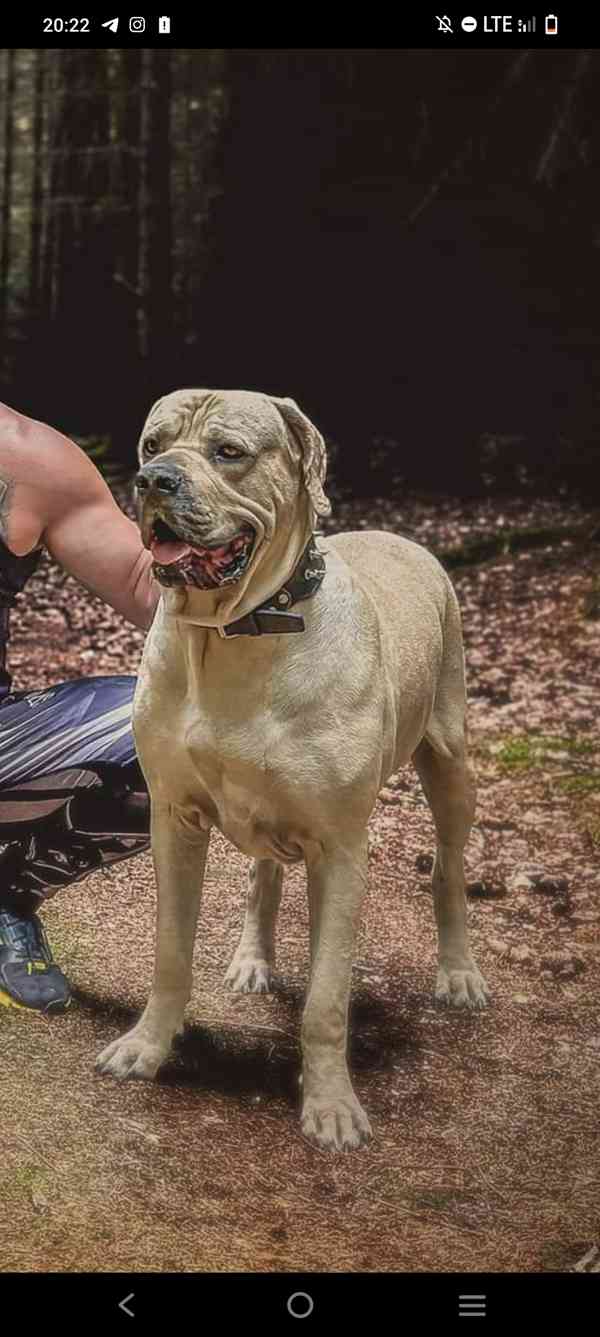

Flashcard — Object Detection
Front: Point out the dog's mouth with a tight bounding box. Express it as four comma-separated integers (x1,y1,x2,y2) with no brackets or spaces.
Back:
149,517,255,589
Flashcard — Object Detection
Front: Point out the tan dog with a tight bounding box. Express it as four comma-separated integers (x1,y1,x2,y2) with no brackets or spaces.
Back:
95,389,489,1151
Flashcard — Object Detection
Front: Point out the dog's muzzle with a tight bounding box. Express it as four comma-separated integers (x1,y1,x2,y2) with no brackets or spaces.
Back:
135,464,255,591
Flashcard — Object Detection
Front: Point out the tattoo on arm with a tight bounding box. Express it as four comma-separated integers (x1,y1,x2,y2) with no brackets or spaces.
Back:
0,475,12,544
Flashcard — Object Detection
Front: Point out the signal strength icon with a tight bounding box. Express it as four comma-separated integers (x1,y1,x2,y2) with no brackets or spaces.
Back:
459,1294,487,1319
517,15,536,32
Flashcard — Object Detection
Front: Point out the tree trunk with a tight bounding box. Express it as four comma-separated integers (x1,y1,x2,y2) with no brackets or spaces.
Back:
28,50,45,316
137,50,152,364
145,49,173,378
112,49,142,346
0,49,16,344
535,51,594,186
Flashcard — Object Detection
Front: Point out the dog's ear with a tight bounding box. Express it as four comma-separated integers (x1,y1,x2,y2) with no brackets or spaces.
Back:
271,397,331,518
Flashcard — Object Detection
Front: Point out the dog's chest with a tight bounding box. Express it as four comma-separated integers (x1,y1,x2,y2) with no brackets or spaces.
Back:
138,663,310,863
185,709,309,862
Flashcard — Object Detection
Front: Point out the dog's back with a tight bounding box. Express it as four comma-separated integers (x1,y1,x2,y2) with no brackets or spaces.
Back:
328,529,449,614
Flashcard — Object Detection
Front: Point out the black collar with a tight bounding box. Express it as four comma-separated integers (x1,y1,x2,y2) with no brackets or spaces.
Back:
221,534,326,637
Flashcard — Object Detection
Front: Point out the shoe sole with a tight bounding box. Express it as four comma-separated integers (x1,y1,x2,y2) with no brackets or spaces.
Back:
0,987,26,1010
0,986,71,1014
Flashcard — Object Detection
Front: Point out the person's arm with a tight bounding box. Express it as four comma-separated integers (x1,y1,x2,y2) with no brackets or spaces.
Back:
38,429,159,631
46,499,158,631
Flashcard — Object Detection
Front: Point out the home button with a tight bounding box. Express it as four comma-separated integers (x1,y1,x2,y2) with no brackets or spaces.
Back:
287,1291,314,1319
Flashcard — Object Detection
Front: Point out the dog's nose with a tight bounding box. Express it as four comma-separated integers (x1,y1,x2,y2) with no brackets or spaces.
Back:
135,464,182,495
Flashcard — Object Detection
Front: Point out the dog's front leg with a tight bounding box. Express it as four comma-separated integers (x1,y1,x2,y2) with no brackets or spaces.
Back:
95,803,209,1081
301,834,372,1152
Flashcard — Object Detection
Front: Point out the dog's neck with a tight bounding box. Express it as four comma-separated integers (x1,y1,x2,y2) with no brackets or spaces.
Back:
161,503,318,634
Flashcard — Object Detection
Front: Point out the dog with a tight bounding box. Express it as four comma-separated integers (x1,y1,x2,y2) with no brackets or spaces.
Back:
95,389,489,1151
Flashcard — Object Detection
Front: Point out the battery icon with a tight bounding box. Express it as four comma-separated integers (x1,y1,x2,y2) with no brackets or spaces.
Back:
159,15,171,33
545,14,558,34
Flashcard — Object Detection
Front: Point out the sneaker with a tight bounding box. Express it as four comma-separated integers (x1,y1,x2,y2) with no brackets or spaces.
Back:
0,906,71,1013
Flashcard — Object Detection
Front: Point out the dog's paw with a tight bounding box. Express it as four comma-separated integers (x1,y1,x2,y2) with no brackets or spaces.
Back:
224,953,274,995
95,1028,170,1081
435,961,490,1010
301,1093,373,1153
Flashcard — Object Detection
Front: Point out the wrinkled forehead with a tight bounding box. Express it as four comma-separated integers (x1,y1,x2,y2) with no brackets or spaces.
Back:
143,389,284,449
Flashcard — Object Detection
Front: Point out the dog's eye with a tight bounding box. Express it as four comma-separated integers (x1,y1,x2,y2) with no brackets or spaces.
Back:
143,438,159,457
216,444,245,461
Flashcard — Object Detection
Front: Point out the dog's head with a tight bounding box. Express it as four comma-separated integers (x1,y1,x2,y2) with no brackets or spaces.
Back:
135,390,330,591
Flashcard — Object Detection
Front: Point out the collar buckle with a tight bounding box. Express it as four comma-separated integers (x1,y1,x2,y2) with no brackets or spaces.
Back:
220,534,325,638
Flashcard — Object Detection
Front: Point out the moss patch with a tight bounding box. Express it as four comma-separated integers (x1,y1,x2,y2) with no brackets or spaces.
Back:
556,773,600,795
440,523,584,571
4,1164,51,1210
496,735,596,771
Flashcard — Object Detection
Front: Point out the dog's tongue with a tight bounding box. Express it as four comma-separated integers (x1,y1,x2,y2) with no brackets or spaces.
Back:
150,537,192,565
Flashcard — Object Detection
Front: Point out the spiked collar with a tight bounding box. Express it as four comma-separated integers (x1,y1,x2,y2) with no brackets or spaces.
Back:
218,534,326,638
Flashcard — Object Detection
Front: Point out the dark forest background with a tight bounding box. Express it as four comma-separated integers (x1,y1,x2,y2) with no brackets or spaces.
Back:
0,47,599,498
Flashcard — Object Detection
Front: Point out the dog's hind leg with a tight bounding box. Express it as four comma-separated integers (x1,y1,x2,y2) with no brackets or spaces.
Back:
224,859,283,994
413,736,489,1007
413,588,490,1010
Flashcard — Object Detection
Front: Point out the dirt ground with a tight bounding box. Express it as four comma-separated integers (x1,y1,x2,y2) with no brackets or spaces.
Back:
1,493,599,1274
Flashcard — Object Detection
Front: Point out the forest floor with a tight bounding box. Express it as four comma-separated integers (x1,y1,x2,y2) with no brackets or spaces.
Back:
1,490,599,1274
